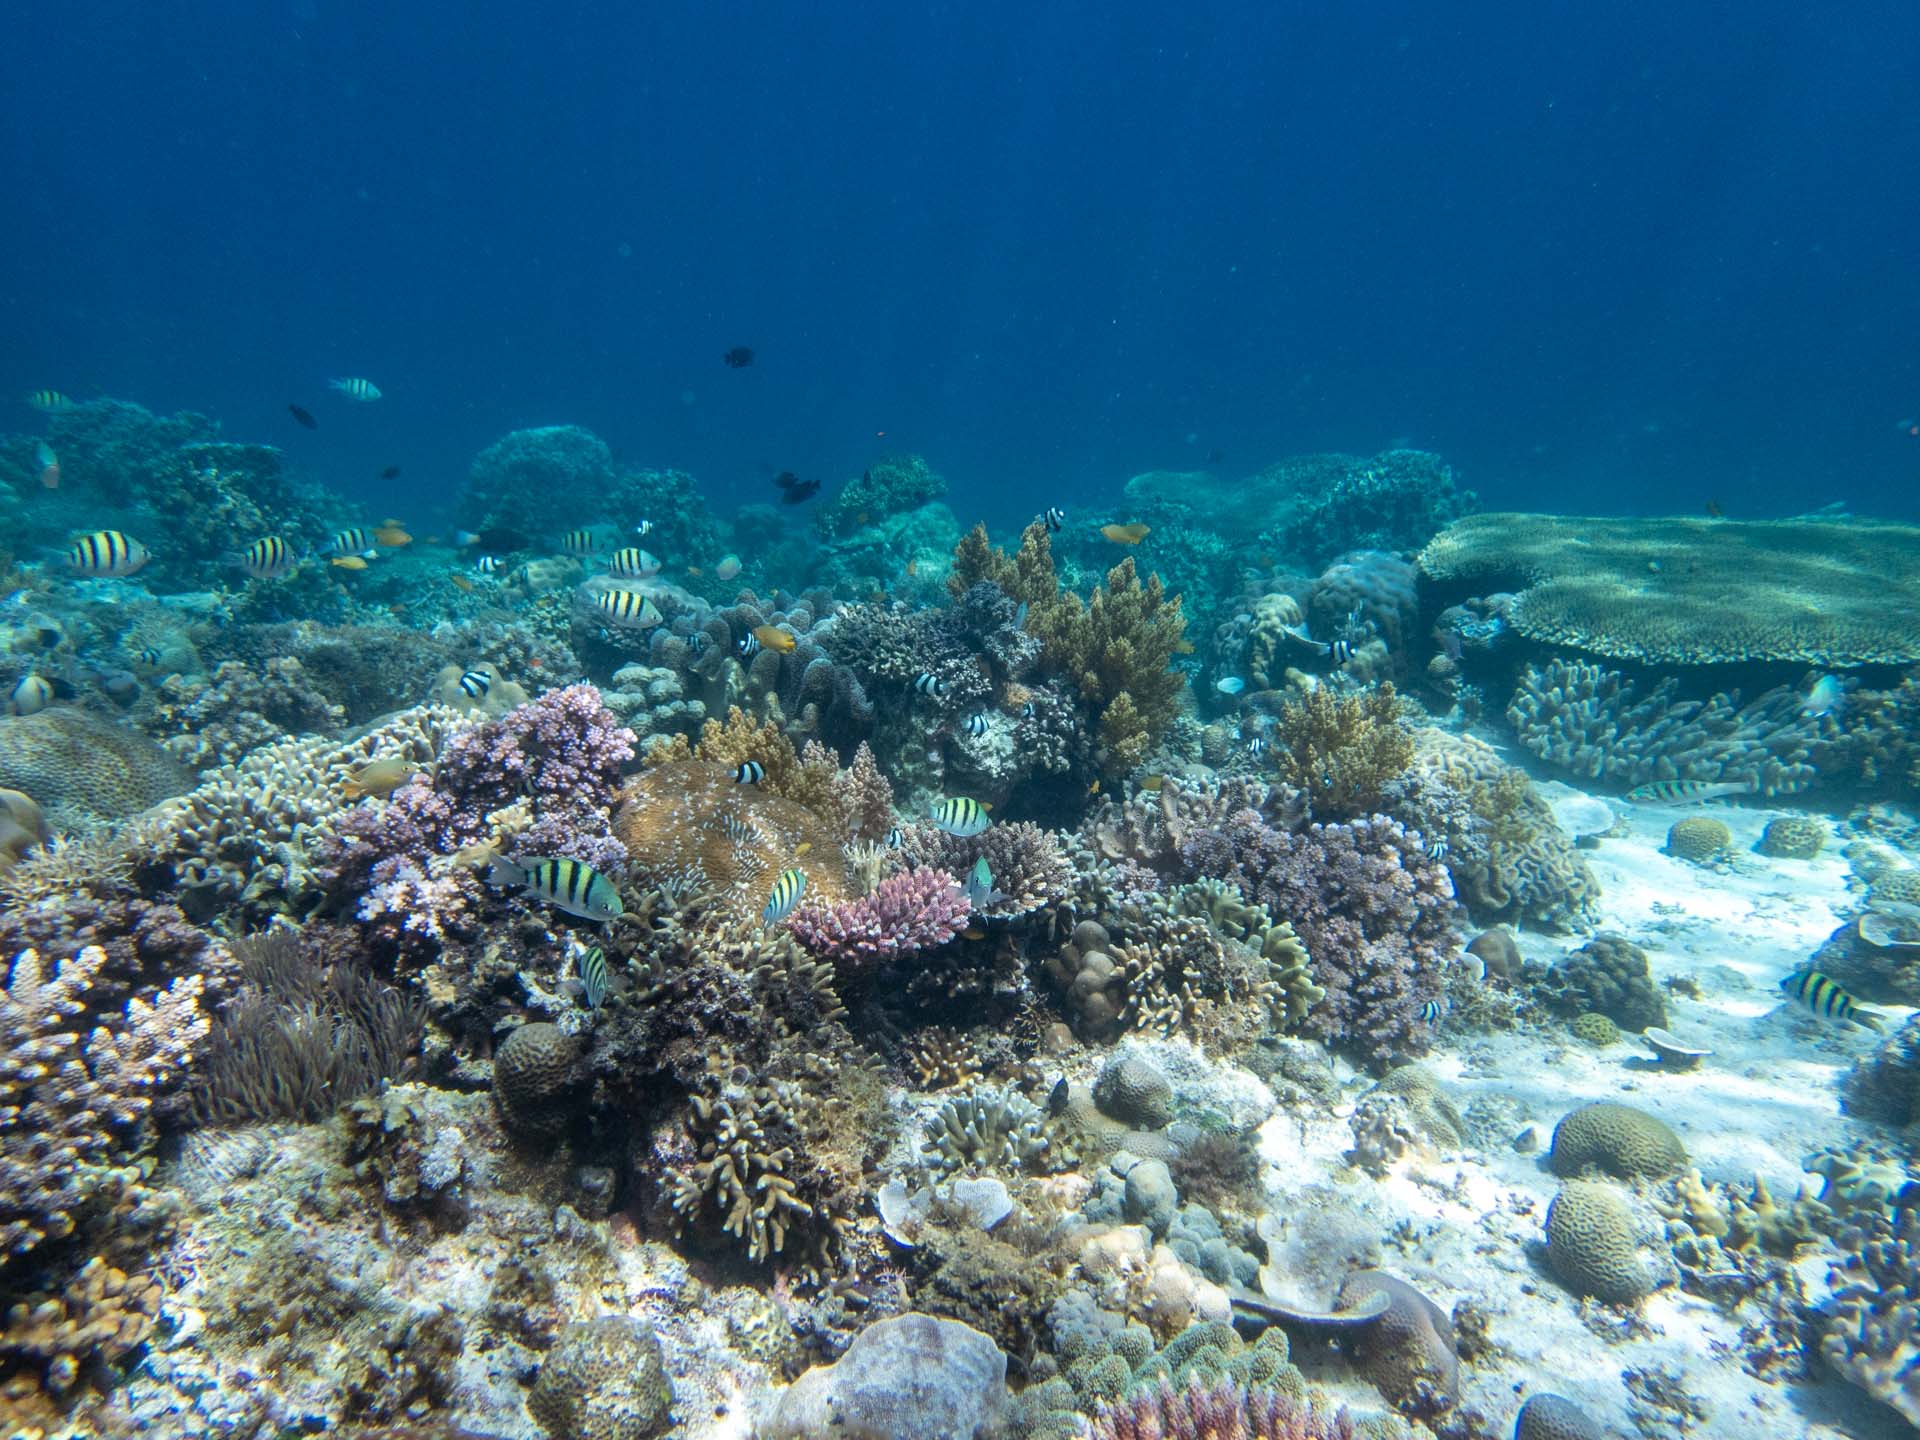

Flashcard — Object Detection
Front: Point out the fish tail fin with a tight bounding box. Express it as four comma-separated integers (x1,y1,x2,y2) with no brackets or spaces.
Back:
1856,1008,1888,1033
485,857,525,889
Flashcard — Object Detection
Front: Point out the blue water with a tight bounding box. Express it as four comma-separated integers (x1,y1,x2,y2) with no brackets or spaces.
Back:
4,2,1917,525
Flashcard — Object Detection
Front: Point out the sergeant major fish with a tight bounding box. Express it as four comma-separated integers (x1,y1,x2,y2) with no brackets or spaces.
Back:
762,867,807,926
1780,970,1884,1031
486,856,625,922
930,796,990,837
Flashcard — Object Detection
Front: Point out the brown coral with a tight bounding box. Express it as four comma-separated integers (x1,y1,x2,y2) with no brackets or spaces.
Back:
1270,683,1414,819
643,708,892,843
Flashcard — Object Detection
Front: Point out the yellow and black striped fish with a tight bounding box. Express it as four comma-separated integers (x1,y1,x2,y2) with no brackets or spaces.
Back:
929,796,991,837
26,389,73,412
762,867,807,926
579,945,611,1009
487,856,624,922
561,527,602,555
1780,970,1884,1031
329,376,382,401
328,526,377,556
239,535,296,579
606,546,660,578
67,530,150,577
593,589,663,629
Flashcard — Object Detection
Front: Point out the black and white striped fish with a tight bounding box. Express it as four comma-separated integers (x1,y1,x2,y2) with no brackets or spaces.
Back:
1420,999,1447,1026
486,856,625,922
1330,638,1356,666
930,796,991,837
962,713,989,738
327,526,377,556
734,760,765,785
1246,736,1267,759
1425,836,1449,861
475,555,501,575
738,631,762,658
1042,507,1066,532
594,589,663,628
1626,779,1757,805
763,867,807,926
458,668,492,700
1021,700,1036,720
239,535,296,579
1780,970,1884,1031
914,672,946,697
68,530,150,577
607,547,661,578
578,945,611,1009
884,826,905,848
329,376,382,401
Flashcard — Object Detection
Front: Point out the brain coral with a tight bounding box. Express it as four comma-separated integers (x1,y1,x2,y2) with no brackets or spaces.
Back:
1549,1101,1686,1180
527,1315,674,1440
0,709,189,822
1420,512,1920,665
1665,816,1732,863
1756,815,1827,859
1546,1180,1656,1303
612,760,849,919
1515,1393,1606,1440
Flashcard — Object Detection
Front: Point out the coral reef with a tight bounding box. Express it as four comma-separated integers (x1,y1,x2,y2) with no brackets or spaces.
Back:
1085,1377,1357,1440
1821,1206,1920,1425
0,708,189,825
895,820,1072,921
1755,815,1827,858
1536,935,1667,1032
1665,816,1732,862
761,1313,1007,1440
1546,1180,1661,1303
1506,658,1827,795
787,866,971,977
1421,511,1920,664
816,453,947,537
1268,684,1413,820
526,1315,674,1440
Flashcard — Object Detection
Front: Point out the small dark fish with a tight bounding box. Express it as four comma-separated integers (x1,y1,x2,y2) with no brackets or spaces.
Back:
1042,507,1066,533
723,346,755,369
288,402,318,430
1021,700,1035,720
379,465,402,481
734,760,765,785
885,826,905,848
1705,498,1724,518
1204,448,1227,465
475,526,528,552
913,672,946,697
962,713,989,738
738,631,762,659
774,471,822,503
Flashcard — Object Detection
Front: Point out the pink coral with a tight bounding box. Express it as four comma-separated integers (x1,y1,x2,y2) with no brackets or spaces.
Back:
787,867,970,973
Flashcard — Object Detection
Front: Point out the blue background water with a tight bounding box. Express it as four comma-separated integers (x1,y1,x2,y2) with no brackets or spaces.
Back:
5,2,1917,528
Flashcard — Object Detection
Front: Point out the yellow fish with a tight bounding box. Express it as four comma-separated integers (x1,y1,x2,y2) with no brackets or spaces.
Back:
1088,779,1101,795
342,757,419,800
1139,775,1164,792
905,559,918,577
450,574,475,593
752,625,798,654
962,928,987,942
374,526,412,548
331,556,369,571
686,565,704,577
794,841,812,857
1173,639,1195,654
1100,523,1151,545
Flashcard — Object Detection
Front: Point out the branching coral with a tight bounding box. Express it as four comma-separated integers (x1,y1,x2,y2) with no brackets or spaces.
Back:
1822,1206,1920,1425
643,708,891,843
920,1084,1053,1174
1506,658,1828,795
1182,814,1457,1066
895,820,1071,921
949,521,1187,775
787,867,971,976
1,946,206,1267
1269,683,1413,819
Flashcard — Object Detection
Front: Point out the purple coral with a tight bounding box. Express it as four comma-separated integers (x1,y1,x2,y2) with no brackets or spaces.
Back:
1184,812,1458,1066
787,867,970,973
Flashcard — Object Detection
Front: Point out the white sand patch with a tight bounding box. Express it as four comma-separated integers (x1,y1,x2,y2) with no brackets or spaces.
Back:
1253,791,1906,1439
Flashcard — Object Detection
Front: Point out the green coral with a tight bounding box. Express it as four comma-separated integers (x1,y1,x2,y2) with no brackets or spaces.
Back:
1270,683,1414,819
1665,816,1732,863
921,1084,1053,1174
1549,1101,1687,1180
949,520,1188,776
1167,878,1322,1032
817,453,946,537
1570,1012,1622,1047
1755,816,1827,859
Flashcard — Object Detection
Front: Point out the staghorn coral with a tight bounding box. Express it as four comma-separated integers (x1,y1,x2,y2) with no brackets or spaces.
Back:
1422,511,1920,664
0,945,207,1267
786,866,970,977
1505,657,1827,795
1268,684,1414,820
1182,813,1456,1067
895,820,1071,921
1822,1206,1920,1425
0,708,189,825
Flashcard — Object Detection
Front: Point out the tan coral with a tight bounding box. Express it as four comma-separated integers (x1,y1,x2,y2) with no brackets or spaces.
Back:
1421,511,1920,665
